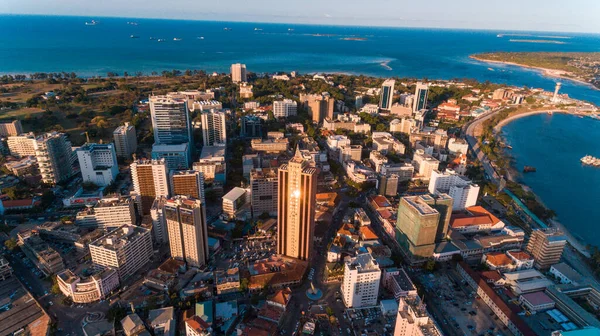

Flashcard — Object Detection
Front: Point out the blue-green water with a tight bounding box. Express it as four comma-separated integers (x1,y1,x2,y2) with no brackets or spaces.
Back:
502,114,600,246
1,15,600,104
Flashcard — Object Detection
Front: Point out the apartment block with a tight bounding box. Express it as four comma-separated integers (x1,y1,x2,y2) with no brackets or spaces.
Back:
250,168,278,217
77,143,119,186
525,229,567,270
113,122,138,158
164,196,208,268
75,197,136,229
341,253,381,308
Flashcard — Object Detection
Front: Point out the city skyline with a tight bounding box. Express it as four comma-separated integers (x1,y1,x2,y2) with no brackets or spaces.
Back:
1,0,599,33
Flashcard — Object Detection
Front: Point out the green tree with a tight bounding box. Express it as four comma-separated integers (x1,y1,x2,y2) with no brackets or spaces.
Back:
240,278,249,292
4,238,17,251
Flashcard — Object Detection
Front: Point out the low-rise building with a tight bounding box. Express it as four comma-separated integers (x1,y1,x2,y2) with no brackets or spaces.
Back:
447,138,469,155
383,267,418,299
372,132,405,154
56,268,120,304
369,151,388,173
251,138,289,153
215,268,241,295
549,263,583,285
222,187,249,219
194,146,226,182
500,269,554,295
518,291,555,312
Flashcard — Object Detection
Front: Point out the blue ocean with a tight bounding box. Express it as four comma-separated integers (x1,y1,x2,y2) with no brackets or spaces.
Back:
1,15,600,104
502,114,600,247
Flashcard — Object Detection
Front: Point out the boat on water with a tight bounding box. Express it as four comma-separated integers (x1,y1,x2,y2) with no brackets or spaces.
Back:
149,37,155,40
254,28,263,31
288,28,294,31
197,36,204,40
157,39,166,42
85,20,97,26
223,28,232,31
130,35,139,39
487,68,494,71
523,166,537,173
497,34,503,37
581,155,600,167
127,22,138,26
173,38,182,41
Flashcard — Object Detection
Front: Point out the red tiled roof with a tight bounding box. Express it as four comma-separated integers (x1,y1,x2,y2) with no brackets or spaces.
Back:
268,287,292,307
3,199,36,208
507,250,533,261
480,270,502,283
359,226,379,241
369,195,391,209
186,315,209,333
377,209,393,220
485,253,512,267
451,206,500,228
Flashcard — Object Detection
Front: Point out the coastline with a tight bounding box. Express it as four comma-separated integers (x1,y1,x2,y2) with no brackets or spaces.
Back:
495,111,592,257
470,55,597,90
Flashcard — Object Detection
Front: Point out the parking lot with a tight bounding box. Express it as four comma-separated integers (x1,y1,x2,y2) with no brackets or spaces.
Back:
214,237,276,269
421,267,512,336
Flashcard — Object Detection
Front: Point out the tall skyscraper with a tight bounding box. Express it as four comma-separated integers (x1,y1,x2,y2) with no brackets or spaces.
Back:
231,63,247,83
341,253,381,308
526,229,567,270
200,110,227,146
35,132,74,185
76,143,119,187
113,122,138,159
277,147,318,261
379,79,395,110
149,95,193,146
170,170,205,203
273,99,298,118
412,82,429,112
130,158,169,214
164,196,208,268
301,93,334,123
395,195,441,262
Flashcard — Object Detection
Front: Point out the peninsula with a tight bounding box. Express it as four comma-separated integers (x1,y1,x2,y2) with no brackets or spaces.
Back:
472,52,600,89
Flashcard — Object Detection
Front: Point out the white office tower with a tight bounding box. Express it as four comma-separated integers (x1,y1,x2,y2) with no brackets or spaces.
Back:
7,132,36,157
342,253,381,308
75,197,136,229
113,122,138,159
35,132,74,185
150,196,168,244
164,196,208,268
273,99,298,118
428,169,479,211
231,63,247,83
393,296,441,336
200,110,227,146
130,158,170,214
149,95,193,146
380,79,395,110
77,143,119,187
412,82,429,113
89,225,153,280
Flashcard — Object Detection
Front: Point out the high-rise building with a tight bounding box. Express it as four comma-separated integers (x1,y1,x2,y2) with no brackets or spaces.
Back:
200,110,227,146
380,79,395,110
412,82,429,112
302,93,334,123
240,115,262,138
420,193,453,243
395,196,441,262
0,120,23,137
341,253,381,308
35,132,74,185
277,147,318,261
113,122,138,159
170,170,205,203
130,159,169,214
75,197,136,229
231,63,247,83
7,132,36,157
393,296,441,336
273,99,298,118
379,174,399,197
150,196,168,244
151,143,190,170
77,143,119,187
428,169,479,210
164,196,208,268
525,229,567,270
250,168,278,217
89,224,153,280
149,95,193,146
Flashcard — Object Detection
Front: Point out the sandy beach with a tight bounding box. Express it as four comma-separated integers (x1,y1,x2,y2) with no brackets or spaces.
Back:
470,55,597,89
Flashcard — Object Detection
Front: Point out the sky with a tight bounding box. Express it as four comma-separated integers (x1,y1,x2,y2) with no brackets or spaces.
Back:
2,0,600,33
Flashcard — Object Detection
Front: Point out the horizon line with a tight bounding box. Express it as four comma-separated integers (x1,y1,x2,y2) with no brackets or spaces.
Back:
1,12,598,36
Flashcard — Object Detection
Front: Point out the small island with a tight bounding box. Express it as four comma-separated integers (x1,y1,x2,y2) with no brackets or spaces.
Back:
471,52,600,89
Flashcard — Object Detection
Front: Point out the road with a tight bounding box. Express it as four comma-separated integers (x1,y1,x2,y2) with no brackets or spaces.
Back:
463,107,505,184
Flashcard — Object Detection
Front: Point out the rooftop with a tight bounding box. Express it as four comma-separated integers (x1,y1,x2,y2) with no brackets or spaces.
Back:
152,142,189,152
199,145,226,160
403,196,438,216
520,291,554,306
485,252,513,267
359,226,379,241
346,253,380,273
551,262,583,283
90,225,150,251
222,187,247,202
